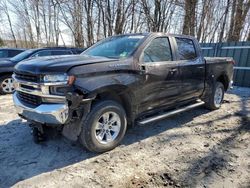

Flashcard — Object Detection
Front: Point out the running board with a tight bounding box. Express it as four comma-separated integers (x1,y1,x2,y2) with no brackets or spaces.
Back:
138,101,205,125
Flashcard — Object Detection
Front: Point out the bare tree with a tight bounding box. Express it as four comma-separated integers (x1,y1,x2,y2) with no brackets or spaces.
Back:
141,0,176,32
218,0,230,42
0,0,17,47
182,0,198,36
83,0,94,46
196,0,212,41
0,0,249,48
228,0,250,41
58,0,84,47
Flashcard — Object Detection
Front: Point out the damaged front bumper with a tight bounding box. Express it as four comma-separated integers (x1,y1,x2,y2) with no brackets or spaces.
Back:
13,92,69,125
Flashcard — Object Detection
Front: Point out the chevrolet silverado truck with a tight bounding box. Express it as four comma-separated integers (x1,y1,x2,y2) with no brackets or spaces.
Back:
12,33,234,153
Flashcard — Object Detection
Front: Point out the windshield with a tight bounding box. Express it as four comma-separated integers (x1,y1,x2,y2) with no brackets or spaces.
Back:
10,49,35,62
82,35,145,59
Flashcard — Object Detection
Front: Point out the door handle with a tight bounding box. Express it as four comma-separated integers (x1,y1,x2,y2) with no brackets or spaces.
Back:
140,65,146,72
140,64,155,73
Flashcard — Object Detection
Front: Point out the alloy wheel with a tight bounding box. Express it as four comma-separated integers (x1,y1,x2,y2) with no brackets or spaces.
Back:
94,111,121,144
1,78,14,93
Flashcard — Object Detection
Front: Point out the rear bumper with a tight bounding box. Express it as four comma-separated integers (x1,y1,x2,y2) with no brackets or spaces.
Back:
13,92,69,125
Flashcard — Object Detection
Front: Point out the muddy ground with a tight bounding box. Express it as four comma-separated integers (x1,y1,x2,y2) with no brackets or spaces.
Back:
0,87,249,188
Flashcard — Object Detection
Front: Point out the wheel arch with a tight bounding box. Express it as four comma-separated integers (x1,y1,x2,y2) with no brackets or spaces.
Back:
216,74,229,91
88,85,136,126
0,72,13,78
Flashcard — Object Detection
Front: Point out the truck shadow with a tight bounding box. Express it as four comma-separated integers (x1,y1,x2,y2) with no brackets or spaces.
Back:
180,114,249,187
171,89,250,187
0,88,249,187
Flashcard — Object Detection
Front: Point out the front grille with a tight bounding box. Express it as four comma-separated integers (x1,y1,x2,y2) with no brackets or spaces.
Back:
17,91,42,107
15,72,39,82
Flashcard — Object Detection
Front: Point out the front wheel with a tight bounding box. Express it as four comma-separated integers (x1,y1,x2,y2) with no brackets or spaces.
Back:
79,100,127,153
205,82,225,110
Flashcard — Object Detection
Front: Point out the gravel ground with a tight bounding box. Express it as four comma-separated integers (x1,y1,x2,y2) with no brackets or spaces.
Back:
0,87,249,188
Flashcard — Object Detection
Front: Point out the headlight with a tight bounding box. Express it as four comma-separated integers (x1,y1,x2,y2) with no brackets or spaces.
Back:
43,74,68,83
43,74,75,85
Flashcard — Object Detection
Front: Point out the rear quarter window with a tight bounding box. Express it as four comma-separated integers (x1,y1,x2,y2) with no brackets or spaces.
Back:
176,38,197,60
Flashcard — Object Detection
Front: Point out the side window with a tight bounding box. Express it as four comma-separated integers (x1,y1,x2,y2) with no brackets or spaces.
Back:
143,37,172,63
9,50,22,57
176,38,197,60
52,50,72,55
0,50,8,58
34,50,52,57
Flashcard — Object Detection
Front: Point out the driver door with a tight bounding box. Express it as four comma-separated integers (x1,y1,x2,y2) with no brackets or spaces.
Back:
138,37,181,113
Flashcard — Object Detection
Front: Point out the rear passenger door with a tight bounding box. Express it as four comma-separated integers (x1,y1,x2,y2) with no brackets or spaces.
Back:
175,37,205,101
138,36,181,113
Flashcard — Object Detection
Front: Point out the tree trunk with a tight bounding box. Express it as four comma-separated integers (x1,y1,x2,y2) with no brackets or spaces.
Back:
84,0,93,46
197,0,208,41
228,0,250,41
2,1,17,47
218,0,230,42
6,8,17,47
182,0,197,36
23,0,35,48
106,0,113,36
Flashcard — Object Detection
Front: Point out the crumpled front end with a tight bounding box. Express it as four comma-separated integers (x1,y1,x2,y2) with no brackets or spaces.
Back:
13,92,69,124
12,72,70,125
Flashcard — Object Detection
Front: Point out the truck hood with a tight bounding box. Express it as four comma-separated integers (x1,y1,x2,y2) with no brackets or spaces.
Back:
14,55,118,74
0,59,15,73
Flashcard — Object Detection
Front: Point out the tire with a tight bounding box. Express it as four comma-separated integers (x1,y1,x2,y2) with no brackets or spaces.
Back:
0,75,15,95
79,100,127,153
205,82,225,110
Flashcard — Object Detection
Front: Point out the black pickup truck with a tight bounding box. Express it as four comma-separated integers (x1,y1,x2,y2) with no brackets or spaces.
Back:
13,33,234,152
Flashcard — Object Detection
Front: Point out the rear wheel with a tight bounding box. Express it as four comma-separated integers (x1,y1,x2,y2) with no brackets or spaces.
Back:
0,75,15,94
79,100,127,153
205,82,225,110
